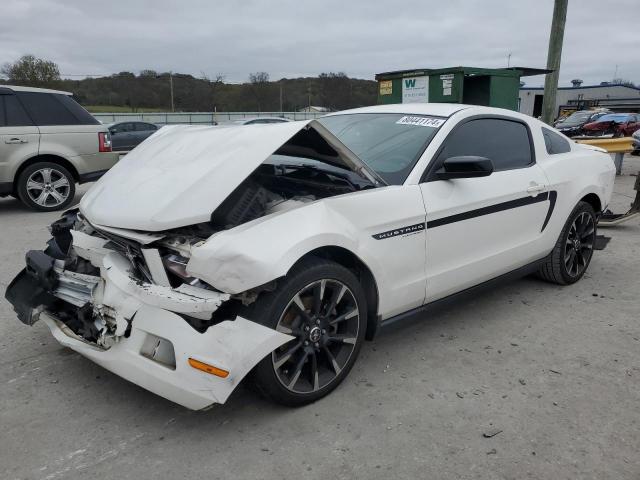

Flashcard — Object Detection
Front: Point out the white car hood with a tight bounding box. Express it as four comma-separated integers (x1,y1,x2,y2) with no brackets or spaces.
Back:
80,121,311,231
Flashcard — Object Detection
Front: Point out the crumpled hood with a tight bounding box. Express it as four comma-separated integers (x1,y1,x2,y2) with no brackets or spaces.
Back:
80,121,310,231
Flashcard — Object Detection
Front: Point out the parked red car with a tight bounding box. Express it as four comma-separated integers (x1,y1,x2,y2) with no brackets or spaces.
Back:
582,113,640,137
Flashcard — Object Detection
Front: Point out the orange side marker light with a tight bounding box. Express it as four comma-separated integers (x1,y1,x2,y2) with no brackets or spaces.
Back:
188,358,229,378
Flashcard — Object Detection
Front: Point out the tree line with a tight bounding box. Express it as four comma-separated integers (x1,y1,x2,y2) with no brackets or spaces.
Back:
1,55,378,112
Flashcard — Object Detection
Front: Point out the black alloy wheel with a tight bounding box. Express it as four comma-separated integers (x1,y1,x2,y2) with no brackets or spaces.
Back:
563,210,596,278
272,279,360,394
251,258,367,406
537,201,597,285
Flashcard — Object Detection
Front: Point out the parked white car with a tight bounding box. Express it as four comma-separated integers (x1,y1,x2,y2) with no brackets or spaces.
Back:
5,104,615,409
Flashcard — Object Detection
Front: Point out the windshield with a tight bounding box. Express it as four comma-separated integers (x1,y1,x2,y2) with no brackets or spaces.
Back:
318,113,444,185
561,111,593,123
596,114,631,123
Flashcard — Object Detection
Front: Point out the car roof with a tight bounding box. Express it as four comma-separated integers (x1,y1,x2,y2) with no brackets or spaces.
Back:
598,113,634,119
326,103,542,124
109,120,154,125
0,84,73,95
237,117,291,123
330,103,473,117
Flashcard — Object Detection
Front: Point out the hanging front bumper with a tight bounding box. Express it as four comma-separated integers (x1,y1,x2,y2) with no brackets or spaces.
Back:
4,222,293,410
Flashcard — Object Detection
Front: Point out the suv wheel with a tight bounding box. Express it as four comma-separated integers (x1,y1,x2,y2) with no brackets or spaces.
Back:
251,257,367,406
17,162,76,212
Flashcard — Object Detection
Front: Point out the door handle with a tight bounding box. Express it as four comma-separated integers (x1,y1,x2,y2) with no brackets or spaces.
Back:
526,184,546,195
5,138,28,144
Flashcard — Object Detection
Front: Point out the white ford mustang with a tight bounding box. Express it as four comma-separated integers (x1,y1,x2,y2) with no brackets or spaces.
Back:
5,104,615,409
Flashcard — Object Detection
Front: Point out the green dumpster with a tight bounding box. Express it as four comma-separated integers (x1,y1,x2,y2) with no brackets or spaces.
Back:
375,66,549,111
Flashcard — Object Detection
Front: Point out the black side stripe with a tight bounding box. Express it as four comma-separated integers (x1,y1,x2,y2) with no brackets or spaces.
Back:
426,191,556,229
540,190,557,232
372,222,425,240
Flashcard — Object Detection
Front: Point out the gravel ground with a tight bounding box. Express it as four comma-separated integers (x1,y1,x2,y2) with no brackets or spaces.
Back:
1,156,639,480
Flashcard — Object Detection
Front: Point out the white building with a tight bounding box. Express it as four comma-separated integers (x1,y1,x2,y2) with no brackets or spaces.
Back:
519,82,640,118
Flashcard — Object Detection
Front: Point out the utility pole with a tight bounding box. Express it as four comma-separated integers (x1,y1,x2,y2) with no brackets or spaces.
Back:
541,0,568,124
169,71,175,112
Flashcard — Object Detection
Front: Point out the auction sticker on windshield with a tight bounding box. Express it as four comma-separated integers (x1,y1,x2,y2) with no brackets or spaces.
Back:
396,116,446,128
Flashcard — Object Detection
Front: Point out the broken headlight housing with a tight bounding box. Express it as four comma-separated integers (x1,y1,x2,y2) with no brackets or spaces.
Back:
162,253,211,289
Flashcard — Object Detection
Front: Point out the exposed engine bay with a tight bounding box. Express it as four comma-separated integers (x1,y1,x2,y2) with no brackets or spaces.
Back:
181,126,377,237
210,160,371,231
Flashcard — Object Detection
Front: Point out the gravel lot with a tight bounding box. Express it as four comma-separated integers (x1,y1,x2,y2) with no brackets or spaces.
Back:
1,156,639,480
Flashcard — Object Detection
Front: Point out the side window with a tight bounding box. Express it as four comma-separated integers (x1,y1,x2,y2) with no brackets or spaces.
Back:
5,95,34,126
136,122,156,131
542,128,571,154
435,118,533,172
17,92,78,126
0,97,5,126
54,94,99,125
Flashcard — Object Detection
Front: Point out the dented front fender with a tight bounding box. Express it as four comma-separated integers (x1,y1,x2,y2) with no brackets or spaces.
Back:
187,200,361,294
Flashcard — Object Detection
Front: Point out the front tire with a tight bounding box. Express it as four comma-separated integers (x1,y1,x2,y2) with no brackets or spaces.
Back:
537,201,597,285
17,162,76,212
251,257,367,406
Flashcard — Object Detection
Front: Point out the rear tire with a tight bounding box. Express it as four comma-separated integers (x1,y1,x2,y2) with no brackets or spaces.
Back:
17,162,76,212
250,257,367,406
536,201,596,285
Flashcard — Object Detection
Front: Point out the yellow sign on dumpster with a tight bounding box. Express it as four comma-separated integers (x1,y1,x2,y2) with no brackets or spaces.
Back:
380,80,392,95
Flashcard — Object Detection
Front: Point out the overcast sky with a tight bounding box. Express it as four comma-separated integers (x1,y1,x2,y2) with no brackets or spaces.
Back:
1,0,637,86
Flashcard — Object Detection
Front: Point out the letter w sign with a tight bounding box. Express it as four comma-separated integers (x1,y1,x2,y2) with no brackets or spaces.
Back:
401,76,428,103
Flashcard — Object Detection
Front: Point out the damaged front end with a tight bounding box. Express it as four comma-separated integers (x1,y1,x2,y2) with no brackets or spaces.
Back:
5,119,382,409
5,209,292,409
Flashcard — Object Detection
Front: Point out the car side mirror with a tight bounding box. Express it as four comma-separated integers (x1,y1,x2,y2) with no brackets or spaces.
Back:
435,156,494,180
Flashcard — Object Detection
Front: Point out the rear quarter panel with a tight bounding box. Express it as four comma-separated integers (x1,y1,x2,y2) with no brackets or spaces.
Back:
536,141,615,252
38,125,119,174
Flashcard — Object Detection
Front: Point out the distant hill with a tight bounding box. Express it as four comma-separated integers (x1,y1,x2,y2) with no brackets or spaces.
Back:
2,72,378,112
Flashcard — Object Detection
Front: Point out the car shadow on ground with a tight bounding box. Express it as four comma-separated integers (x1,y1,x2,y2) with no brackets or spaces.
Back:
0,187,89,216
0,195,35,214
